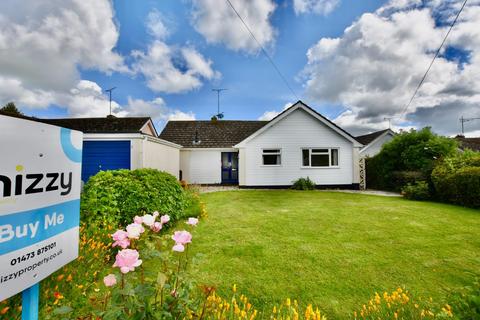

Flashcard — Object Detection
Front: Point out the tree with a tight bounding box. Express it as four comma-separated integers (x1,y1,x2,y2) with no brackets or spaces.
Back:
367,127,458,190
1,102,24,116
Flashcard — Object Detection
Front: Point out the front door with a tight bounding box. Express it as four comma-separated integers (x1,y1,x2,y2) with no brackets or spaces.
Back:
221,152,239,184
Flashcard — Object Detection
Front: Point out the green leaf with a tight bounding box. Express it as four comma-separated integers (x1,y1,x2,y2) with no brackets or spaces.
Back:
53,306,73,315
157,272,167,288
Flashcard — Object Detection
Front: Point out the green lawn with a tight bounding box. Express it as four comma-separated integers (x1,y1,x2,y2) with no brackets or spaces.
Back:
188,190,480,319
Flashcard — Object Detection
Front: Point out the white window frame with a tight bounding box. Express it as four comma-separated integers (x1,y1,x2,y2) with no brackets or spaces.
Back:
301,148,339,168
262,148,282,166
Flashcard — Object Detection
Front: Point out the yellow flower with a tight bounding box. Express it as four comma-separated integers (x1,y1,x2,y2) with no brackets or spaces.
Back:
233,284,237,293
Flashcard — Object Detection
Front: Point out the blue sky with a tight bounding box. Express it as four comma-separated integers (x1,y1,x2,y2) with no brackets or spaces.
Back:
81,0,385,122
1,0,479,136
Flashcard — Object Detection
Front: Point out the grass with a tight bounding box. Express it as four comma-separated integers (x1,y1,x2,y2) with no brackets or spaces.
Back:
188,190,480,319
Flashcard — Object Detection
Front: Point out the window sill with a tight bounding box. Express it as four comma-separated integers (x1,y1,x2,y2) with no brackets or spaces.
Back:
300,166,340,169
261,164,282,167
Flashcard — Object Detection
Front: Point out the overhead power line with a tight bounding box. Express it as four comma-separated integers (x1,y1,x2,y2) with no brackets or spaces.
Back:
460,115,480,134
399,0,468,118
225,0,300,101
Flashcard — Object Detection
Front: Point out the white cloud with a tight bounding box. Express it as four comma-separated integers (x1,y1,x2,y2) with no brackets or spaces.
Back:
191,0,276,53
146,9,170,40
0,78,120,117
0,76,55,108
167,110,196,121
61,80,122,117
132,41,220,94
258,102,293,120
303,0,480,136
293,0,340,16
119,97,196,122
0,0,126,93
0,0,132,117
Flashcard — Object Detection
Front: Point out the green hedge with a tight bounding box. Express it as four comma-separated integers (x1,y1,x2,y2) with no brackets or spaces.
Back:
431,151,480,208
81,169,189,226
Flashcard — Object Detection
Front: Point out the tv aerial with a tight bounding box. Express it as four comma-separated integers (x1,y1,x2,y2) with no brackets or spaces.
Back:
212,88,227,119
105,87,116,116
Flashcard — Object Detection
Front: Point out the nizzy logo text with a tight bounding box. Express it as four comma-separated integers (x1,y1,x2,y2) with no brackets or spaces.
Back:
0,172,72,198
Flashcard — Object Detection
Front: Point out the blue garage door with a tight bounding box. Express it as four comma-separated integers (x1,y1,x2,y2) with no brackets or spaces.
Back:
82,140,131,182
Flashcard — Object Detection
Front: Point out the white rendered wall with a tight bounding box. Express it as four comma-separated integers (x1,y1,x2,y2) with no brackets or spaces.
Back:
142,138,180,178
180,150,222,184
241,108,355,186
130,139,143,170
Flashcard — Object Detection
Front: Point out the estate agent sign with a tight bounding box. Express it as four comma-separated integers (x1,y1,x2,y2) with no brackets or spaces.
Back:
0,115,83,302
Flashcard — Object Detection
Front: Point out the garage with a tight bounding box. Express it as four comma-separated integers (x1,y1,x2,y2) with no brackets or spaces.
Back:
81,140,131,182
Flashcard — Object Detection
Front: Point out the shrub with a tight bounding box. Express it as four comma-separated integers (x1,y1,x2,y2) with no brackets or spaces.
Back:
432,151,480,208
81,169,187,226
391,171,427,191
183,186,207,218
367,128,457,191
291,177,316,190
402,181,431,200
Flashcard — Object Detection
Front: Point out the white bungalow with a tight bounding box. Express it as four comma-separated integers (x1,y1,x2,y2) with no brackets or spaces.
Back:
160,101,364,189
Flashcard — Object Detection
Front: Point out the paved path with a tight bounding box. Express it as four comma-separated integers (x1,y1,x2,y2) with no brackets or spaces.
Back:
196,185,401,197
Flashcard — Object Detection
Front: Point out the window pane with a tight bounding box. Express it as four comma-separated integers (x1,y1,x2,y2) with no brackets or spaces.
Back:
263,154,280,165
312,149,328,153
331,149,338,166
302,149,310,166
263,149,280,153
311,154,329,167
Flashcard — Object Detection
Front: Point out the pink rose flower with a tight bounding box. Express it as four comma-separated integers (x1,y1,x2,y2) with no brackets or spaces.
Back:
160,214,170,224
142,214,155,227
133,215,143,224
187,217,199,226
172,243,185,252
112,230,130,249
172,230,192,244
113,249,142,274
151,221,162,233
153,211,159,218
126,223,144,239
103,274,117,287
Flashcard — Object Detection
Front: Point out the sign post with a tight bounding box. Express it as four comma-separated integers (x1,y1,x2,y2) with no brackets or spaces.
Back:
22,284,39,320
0,115,83,318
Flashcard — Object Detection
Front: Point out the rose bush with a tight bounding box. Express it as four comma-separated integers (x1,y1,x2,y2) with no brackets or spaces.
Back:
80,169,202,226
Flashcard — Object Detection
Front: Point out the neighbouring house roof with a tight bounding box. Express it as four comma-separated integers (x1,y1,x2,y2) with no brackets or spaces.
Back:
455,135,480,151
39,117,155,135
355,129,392,145
159,120,268,148
0,111,155,136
